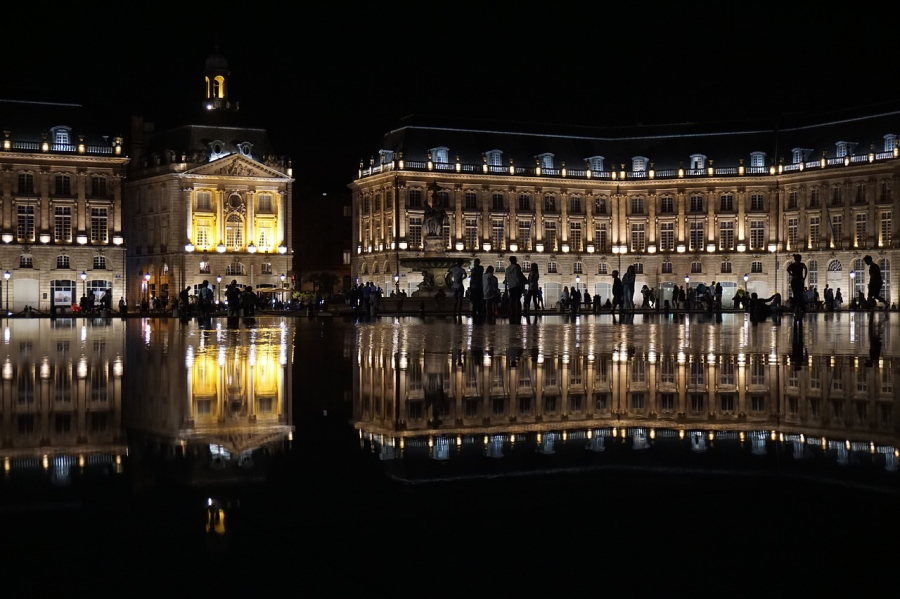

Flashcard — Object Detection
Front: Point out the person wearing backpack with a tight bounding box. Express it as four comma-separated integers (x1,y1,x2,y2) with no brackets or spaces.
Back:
504,256,526,320
198,280,213,316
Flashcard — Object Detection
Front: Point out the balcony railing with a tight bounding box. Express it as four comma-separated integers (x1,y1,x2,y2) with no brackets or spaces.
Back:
3,140,116,155
359,148,900,180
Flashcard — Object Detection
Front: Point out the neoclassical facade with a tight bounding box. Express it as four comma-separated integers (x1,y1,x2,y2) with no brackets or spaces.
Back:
125,52,293,307
0,99,128,312
350,111,900,307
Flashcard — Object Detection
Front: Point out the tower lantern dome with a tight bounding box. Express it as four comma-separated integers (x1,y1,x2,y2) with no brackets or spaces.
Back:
203,49,233,111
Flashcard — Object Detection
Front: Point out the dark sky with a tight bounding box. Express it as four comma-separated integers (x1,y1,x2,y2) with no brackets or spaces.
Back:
3,4,892,196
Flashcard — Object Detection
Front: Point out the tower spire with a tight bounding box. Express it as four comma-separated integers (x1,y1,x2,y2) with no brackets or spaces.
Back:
203,48,233,111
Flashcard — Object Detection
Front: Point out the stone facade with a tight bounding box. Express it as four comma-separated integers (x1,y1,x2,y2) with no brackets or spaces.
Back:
0,100,128,313
350,113,900,308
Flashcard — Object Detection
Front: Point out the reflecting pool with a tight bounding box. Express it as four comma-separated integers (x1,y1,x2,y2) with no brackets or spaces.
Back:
0,312,897,591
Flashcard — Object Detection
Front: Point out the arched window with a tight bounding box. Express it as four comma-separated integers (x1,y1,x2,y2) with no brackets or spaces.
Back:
361,263,368,275
373,262,380,274
225,214,244,249
19,254,33,268
213,75,225,98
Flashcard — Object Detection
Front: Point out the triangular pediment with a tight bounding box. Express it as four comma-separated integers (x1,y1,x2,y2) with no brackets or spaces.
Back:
186,153,289,179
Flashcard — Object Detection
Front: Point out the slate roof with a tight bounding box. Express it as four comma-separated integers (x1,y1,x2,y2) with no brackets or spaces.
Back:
375,101,900,170
0,98,120,147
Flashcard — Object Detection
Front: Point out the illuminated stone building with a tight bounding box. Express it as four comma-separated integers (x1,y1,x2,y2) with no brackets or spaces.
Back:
1,319,127,484
0,99,128,312
351,109,900,307
125,52,293,308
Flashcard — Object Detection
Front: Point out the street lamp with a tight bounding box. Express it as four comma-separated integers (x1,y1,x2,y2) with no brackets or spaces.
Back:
216,275,222,306
849,270,856,300
685,275,690,311
575,274,581,292
743,273,749,286
3,271,9,315
80,271,87,299
144,272,151,305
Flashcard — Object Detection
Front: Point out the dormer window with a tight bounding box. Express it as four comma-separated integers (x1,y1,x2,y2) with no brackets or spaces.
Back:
536,153,554,169
884,134,897,153
238,142,253,158
631,156,648,172
586,156,604,172
750,152,766,168
791,148,811,164
486,150,503,166
209,140,228,161
689,154,706,170
430,147,449,163
835,141,856,158
378,149,394,164
50,126,72,150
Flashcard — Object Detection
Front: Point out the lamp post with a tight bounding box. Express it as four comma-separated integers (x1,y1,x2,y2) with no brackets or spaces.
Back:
80,271,87,300
849,271,856,304
685,275,690,312
144,272,151,305
280,273,286,305
216,275,222,307
3,271,9,315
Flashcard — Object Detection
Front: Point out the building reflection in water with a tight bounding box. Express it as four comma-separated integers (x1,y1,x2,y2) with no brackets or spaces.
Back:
0,318,293,494
353,324,899,483
1,318,126,488
124,318,293,486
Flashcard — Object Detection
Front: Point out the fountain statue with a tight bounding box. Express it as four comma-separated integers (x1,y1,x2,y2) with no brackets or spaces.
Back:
400,182,461,297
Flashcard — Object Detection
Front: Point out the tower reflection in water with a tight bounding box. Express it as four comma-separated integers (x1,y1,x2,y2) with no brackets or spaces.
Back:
0,318,293,494
353,328,898,484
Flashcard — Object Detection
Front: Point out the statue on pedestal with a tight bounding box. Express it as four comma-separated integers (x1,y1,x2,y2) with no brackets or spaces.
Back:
424,182,447,238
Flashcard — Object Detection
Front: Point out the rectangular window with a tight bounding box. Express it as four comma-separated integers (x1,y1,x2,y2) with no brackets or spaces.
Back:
831,215,843,247
880,181,892,203
196,192,212,211
18,173,35,195
465,218,478,249
689,221,704,251
691,261,702,273
631,197,644,214
408,189,422,208
408,217,422,248
258,194,273,213
690,195,703,212
880,212,892,247
719,194,734,211
569,222,582,252
832,186,842,206
544,221,557,251
751,261,763,273
721,261,732,274
659,222,674,250
631,223,645,252
855,213,867,247
492,193,504,211
661,262,672,274
465,191,478,210
91,208,108,242
855,184,866,204
809,188,820,207
750,193,764,210
660,197,674,214
594,223,608,252
196,224,211,249
442,223,450,249
750,221,765,250
91,176,107,196
55,175,71,196
719,221,734,250
543,195,556,212
808,217,820,249
54,206,72,242
17,204,35,241
569,195,582,213
787,191,798,209
258,222,273,249
594,197,607,215
518,220,532,251
518,194,530,211
491,219,504,249
787,217,798,250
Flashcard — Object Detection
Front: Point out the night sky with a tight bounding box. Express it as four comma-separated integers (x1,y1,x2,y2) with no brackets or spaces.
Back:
3,4,892,196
